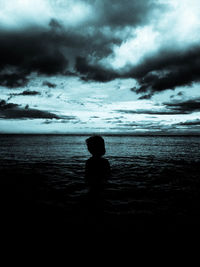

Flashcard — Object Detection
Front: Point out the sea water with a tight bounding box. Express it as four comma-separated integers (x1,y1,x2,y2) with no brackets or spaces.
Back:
0,134,200,217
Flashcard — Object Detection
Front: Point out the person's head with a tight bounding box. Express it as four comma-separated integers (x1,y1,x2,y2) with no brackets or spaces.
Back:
86,135,106,157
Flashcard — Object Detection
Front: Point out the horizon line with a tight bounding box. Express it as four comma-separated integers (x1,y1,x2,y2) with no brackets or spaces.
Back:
0,132,200,137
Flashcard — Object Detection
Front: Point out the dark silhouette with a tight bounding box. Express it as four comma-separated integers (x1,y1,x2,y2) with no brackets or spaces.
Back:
85,135,110,191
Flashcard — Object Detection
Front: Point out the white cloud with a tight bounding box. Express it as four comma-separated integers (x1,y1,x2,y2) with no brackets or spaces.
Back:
0,0,92,28
100,0,200,71
106,26,160,69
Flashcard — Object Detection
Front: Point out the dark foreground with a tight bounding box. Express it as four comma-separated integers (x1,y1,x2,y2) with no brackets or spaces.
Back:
1,135,200,253
1,176,200,263
1,170,200,240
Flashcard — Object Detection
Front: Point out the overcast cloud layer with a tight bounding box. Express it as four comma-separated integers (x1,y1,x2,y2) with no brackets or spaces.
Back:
0,0,200,133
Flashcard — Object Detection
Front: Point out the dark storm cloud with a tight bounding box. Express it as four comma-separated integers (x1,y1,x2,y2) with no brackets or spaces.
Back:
0,24,68,87
0,73,28,88
0,99,61,119
75,57,120,82
176,119,200,126
74,32,200,89
116,98,200,115
138,94,153,100
116,109,183,115
0,23,121,86
164,98,200,114
9,90,41,97
0,0,168,87
129,45,200,95
74,0,167,81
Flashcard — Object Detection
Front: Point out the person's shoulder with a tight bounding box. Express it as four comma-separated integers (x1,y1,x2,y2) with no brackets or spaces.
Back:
101,157,108,161
101,157,110,164
86,157,94,163
87,157,109,163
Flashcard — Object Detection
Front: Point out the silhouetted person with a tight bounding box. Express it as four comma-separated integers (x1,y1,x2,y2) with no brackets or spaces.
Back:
85,135,110,192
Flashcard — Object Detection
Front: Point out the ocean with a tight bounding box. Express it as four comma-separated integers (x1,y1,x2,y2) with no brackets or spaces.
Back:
1,134,200,234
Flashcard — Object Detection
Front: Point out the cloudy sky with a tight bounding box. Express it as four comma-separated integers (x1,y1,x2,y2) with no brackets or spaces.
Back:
0,0,200,134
